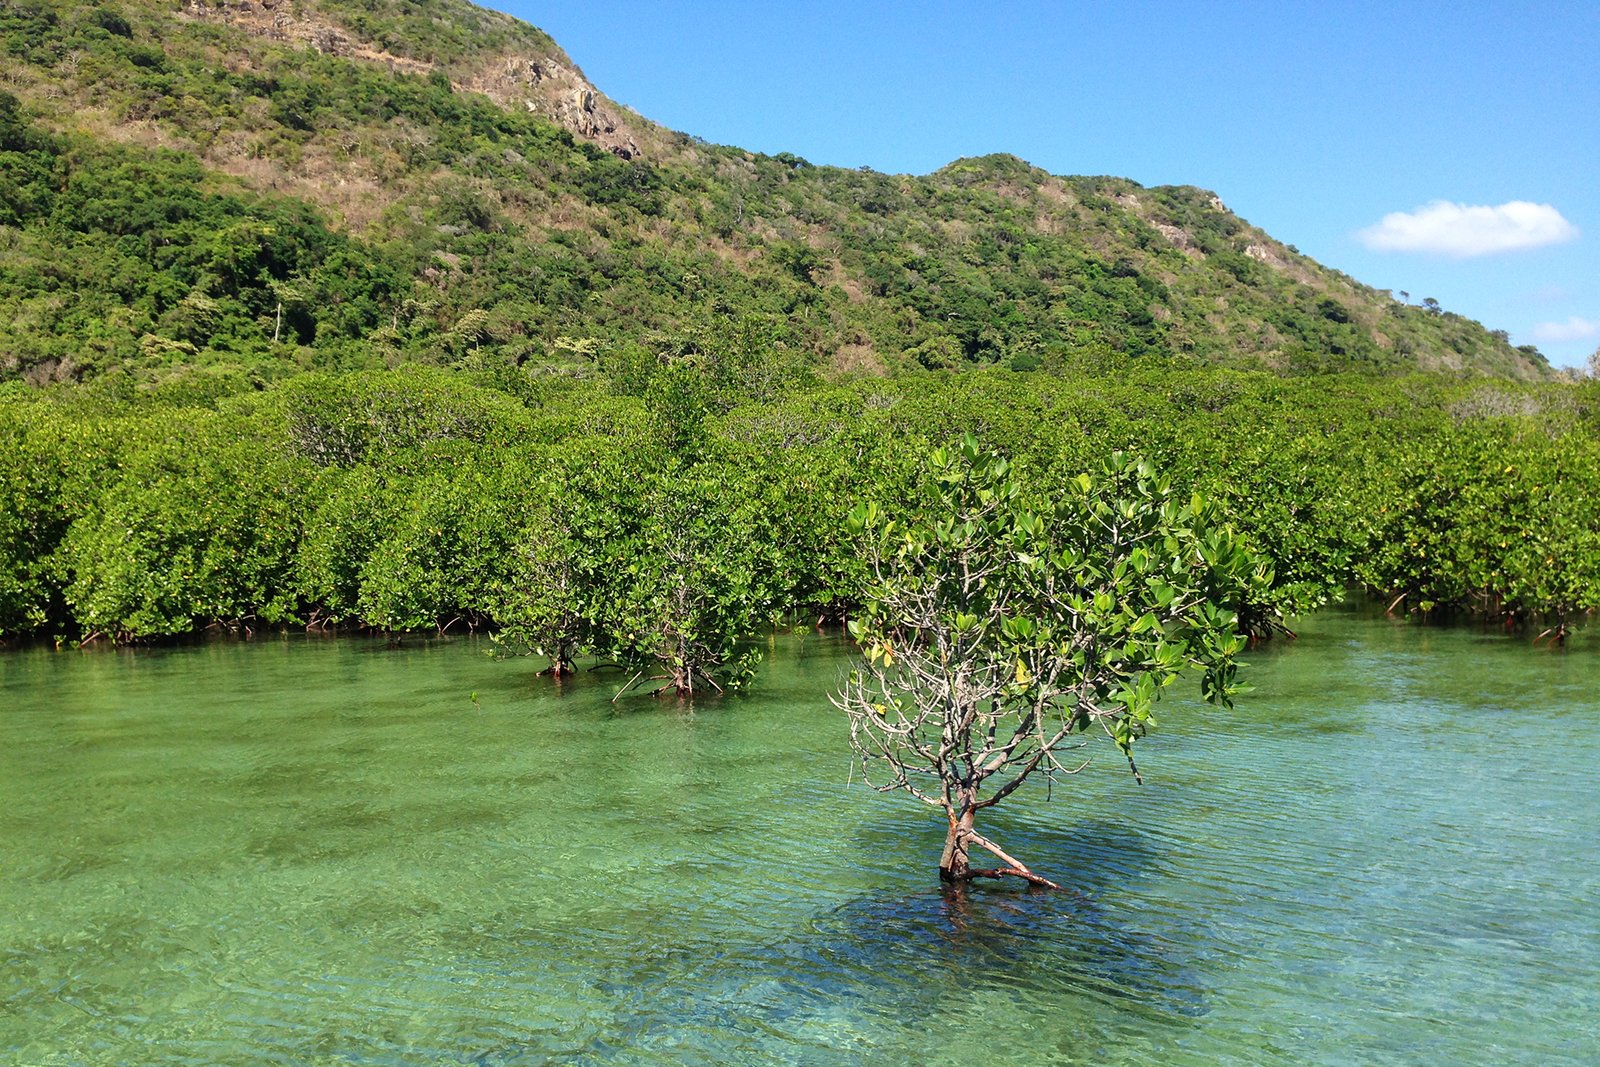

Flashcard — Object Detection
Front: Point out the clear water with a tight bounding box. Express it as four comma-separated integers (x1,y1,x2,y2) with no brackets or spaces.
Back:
3,610,1598,1065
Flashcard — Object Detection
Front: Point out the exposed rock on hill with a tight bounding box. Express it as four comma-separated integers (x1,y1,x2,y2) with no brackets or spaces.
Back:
463,53,642,160
178,0,649,158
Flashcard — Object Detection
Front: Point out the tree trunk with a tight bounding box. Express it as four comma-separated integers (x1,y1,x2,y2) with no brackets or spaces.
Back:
938,803,1065,891
939,806,975,883
542,639,576,677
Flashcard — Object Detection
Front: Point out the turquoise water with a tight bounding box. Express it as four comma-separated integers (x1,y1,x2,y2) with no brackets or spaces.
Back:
2,611,1598,1064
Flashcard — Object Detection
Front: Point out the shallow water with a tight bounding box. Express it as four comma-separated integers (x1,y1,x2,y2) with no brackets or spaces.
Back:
2,610,1598,1064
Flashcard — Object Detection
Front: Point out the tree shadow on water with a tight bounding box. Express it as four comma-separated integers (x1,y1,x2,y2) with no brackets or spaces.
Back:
798,816,1212,1021
579,818,1210,1057
447,819,1212,1063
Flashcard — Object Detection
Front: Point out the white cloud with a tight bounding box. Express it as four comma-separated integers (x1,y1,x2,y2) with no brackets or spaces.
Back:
1357,200,1578,257
1530,316,1600,344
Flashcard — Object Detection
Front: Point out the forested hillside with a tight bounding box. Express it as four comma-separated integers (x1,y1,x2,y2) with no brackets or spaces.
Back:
0,0,1552,390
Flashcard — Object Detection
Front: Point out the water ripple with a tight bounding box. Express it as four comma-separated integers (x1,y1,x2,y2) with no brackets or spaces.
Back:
3,618,1599,1064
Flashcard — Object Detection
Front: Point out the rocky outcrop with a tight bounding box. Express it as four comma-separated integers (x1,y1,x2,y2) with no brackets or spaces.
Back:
464,55,643,160
179,0,433,74
179,0,644,159
1244,242,1288,270
1152,221,1203,259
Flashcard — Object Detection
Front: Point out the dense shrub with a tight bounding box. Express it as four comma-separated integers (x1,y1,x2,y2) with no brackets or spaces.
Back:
3,365,1597,663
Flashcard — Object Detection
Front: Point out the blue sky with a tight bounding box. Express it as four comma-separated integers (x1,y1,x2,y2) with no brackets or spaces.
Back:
498,2,1599,369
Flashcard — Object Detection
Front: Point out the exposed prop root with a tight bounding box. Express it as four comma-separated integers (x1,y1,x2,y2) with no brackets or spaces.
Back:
1533,624,1568,646
612,669,646,702
966,866,1065,891
615,667,723,701
958,829,1066,891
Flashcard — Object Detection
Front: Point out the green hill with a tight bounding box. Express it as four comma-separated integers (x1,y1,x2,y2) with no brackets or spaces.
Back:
0,0,1552,390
